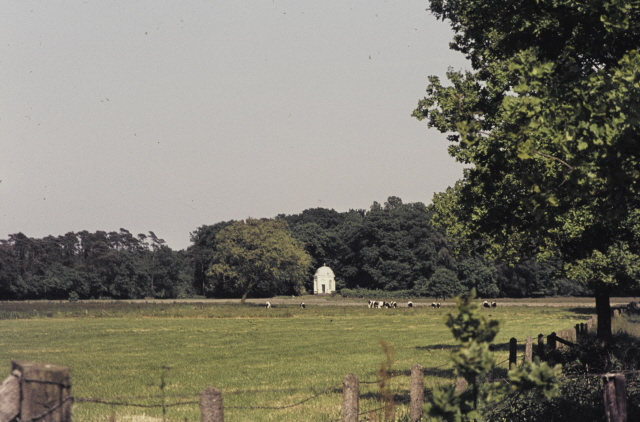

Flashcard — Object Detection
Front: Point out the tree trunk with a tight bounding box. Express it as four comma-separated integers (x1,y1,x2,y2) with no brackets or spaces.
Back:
595,283,612,340
240,292,248,305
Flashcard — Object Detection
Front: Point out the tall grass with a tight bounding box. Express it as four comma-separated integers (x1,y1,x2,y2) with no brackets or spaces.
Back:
0,302,594,421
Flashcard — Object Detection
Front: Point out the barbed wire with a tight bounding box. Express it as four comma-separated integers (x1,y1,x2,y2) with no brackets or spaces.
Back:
75,397,199,408
15,396,74,422
224,381,342,410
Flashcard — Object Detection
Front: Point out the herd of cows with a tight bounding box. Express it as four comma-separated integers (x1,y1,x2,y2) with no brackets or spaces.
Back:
262,300,498,308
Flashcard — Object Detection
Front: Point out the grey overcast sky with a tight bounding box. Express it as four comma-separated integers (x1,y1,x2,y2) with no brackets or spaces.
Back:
1,1,469,251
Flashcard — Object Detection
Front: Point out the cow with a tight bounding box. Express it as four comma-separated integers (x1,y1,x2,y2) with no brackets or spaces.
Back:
431,302,437,308
491,301,497,308
300,302,306,309
391,301,397,308
265,302,271,309
436,302,441,308
407,301,413,308
483,301,490,308
368,300,383,309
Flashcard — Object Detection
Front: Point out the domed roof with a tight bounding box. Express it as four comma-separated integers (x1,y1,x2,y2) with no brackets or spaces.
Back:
314,264,335,278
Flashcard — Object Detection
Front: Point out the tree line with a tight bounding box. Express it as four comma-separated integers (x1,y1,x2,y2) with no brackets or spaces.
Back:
0,197,588,301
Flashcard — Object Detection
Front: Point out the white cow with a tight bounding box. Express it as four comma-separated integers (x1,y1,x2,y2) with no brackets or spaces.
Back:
265,302,271,309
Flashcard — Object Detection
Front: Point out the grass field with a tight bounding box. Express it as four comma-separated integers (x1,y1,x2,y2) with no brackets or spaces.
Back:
0,299,603,421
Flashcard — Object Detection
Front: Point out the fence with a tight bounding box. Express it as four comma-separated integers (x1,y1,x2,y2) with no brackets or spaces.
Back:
0,307,633,422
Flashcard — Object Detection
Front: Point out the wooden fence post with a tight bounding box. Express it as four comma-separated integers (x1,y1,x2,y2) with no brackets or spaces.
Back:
575,324,581,341
537,334,545,358
509,338,518,368
11,360,71,422
342,373,359,422
410,365,424,422
0,370,20,422
200,386,224,422
524,336,533,363
603,373,627,422
560,330,568,350
548,332,557,351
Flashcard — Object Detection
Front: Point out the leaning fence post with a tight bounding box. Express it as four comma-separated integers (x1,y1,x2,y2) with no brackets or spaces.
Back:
509,338,518,368
342,373,359,422
200,386,224,422
603,373,627,422
12,360,71,422
524,336,533,363
410,365,424,422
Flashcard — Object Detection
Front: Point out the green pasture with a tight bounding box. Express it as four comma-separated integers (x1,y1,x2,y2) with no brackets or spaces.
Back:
0,301,594,421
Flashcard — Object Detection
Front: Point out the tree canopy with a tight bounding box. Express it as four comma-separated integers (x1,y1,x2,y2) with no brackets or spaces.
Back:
415,0,640,337
206,218,311,303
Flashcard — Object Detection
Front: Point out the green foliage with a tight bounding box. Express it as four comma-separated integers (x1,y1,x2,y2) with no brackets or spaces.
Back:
445,292,499,344
416,0,640,337
427,267,466,301
206,218,312,303
0,230,194,300
486,325,640,422
426,290,561,421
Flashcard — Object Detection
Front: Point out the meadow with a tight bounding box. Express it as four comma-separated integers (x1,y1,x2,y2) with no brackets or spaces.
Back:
0,299,597,421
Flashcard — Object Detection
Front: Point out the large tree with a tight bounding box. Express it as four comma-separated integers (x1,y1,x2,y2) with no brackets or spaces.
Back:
415,0,640,338
206,219,311,303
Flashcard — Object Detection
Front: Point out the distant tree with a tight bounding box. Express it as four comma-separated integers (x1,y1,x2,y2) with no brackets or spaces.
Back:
188,221,236,295
457,256,499,298
206,219,312,303
427,267,465,300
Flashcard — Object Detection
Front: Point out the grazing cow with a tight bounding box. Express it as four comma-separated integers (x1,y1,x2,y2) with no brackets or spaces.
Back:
436,302,441,308
483,301,490,308
391,301,397,308
491,301,497,308
265,302,271,309
407,301,413,308
369,300,382,309
431,302,437,308
300,302,306,309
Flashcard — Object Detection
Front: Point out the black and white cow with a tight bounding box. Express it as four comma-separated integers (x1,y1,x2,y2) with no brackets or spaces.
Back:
407,301,413,308
491,301,497,308
483,301,490,308
265,302,271,309
300,302,306,309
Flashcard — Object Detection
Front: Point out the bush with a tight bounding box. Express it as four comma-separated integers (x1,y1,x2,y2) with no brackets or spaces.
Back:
486,328,640,422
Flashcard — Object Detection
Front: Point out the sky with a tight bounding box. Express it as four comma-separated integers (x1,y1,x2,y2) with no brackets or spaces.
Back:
1,1,470,251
